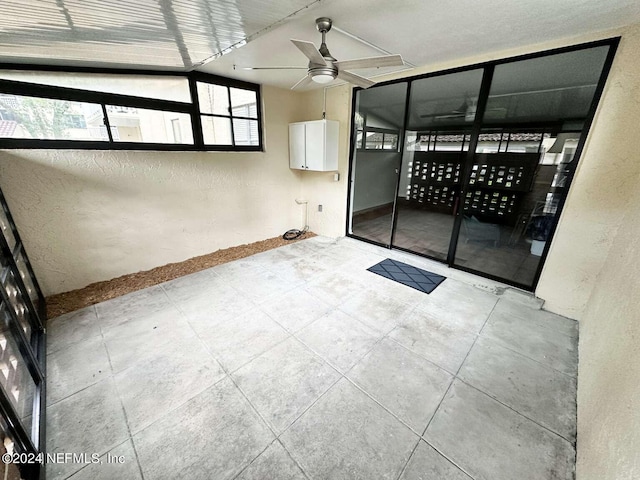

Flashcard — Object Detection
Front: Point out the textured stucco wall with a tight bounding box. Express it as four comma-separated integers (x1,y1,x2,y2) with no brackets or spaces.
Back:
535,24,640,318
0,85,305,295
297,84,351,238
575,168,640,480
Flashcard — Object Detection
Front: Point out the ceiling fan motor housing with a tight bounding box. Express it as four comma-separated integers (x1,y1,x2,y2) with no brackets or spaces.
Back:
311,17,337,81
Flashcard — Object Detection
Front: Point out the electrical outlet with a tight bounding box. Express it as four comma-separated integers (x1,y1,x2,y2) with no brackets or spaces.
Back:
318,204,323,212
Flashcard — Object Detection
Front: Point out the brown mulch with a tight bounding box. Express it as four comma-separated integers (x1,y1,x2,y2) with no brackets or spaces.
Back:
46,232,316,319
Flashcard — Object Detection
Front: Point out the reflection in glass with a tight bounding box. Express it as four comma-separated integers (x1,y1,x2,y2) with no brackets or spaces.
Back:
483,46,609,125
0,95,107,141
455,132,581,286
0,304,36,439
350,82,408,245
197,83,229,115
0,207,16,253
230,88,257,118
0,71,191,102
394,69,483,260
232,118,259,146
107,107,193,144
15,252,39,317
1,269,32,342
202,116,232,145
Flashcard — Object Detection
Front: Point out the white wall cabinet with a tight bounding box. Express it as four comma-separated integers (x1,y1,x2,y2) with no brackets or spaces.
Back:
289,119,339,171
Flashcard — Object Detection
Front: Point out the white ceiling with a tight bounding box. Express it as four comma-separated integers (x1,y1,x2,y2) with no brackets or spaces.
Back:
2,0,640,90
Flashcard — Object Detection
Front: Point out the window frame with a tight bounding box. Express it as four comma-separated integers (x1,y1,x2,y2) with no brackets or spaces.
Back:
0,66,263,152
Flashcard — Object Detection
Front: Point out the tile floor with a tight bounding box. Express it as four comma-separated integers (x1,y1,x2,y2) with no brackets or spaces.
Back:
45,236,578,480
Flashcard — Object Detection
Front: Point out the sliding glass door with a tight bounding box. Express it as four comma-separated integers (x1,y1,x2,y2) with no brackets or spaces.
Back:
347,40,616,290
393,69,483,261
348,82,407,246
453,46,611,286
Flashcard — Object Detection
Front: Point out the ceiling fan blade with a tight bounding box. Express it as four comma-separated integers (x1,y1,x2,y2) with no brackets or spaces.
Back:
291,75,312,90
237,66,308,70
335,54,404,70
291,39,327,65
337,70,375,89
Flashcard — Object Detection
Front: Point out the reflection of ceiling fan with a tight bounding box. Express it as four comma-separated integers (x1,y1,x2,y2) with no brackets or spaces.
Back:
241,17,404,90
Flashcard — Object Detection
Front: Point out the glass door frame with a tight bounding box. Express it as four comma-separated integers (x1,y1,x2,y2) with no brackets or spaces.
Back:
0,187,47,480
345,37,620,291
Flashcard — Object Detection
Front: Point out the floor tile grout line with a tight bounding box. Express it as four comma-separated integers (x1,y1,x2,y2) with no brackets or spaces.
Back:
59,437,136,480
421,439,477,480
293,323,430,439
393,436,423,480
384,333,459,377
225,374,313,480
227,438,279,480
454,378,576,446
46,374,113,408
474,332,579,379
403,317,506,480
275,438,313,480
271,373,344,440
478,296,578,379
476,332,577,379
99,326,146,480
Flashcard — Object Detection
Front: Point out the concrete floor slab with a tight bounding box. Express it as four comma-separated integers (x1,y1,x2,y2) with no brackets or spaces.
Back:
280,378,417,480
425,380,575,480
133,378,275,480
46,236,578,480
348,338,453,432
232,337,340,433
459,337,577,441
296,310,380,373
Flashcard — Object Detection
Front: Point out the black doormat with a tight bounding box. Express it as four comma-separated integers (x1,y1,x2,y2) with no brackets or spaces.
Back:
367,258,446,294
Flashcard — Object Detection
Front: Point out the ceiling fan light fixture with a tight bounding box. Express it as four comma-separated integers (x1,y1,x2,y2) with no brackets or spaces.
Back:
312,73,334,84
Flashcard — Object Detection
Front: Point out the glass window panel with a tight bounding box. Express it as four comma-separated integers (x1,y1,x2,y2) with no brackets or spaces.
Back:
455,130,583,287
383,133,398,150
15,252,39,314
197,83,229,115
350,82,408,246
0,304,36,441
434,133,467,152
358,82,406,130
232,119,259,146
0,207,16,252
230,88,258,118
506,132,542,153
0,95,107,140
106,107,193,144
0,71,191,102
202,116,232,145
407,69,484,130
483,46,609,124
365,131,384,149
1,269,32,342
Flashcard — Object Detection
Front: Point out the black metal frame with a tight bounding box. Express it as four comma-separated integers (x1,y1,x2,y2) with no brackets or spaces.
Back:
0,66,263,152
346,37,620,292
0,188,46,480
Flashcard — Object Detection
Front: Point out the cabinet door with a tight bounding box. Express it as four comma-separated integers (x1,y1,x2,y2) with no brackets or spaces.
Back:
289,123,306,170
304,121,325,171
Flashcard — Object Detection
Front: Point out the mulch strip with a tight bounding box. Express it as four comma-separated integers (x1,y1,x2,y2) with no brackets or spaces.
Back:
46,232,316,318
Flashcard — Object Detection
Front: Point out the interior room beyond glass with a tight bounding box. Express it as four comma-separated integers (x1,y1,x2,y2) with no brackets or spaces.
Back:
348,41,616,290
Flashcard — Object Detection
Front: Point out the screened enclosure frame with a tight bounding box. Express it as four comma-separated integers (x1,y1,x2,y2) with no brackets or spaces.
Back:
346,37,619,292
0,65,263,152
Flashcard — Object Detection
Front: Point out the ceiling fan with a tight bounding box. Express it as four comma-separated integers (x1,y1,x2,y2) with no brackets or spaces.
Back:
241,17,405,90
